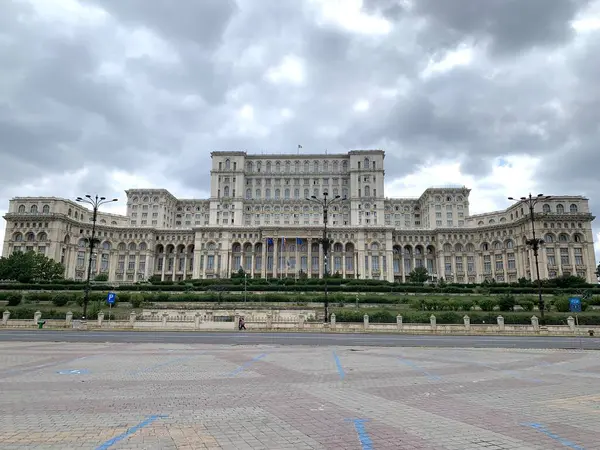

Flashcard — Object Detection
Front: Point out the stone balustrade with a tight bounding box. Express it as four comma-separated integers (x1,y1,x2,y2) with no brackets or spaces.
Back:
1,310,599,336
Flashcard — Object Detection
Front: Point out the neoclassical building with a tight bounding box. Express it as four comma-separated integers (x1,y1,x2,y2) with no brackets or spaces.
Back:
2,150,597,283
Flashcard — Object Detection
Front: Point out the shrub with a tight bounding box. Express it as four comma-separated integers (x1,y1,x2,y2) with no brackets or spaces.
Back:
497,294,516,312
130,293,144,308
519,301,534,311
52,295,69,307
6,293,22,306
478,298,497,312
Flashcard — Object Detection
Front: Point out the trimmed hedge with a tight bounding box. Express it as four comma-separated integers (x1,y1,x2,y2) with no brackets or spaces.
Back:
1,282,599,296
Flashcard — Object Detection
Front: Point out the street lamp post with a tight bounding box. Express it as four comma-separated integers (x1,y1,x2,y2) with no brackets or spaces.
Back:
508,193,551,326
306,192,344,323
76,195,118,321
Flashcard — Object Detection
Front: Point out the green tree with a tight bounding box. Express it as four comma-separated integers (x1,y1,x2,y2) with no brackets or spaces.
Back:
0,251,65,283
407,267,429,283
595,263,600,280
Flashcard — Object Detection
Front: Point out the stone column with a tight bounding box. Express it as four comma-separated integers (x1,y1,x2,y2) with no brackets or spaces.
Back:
330,313,336,329
34,311,42,325
463,315,470,331
266,313,273,330
2,311,9,325
396,314,403,331
567,316,575,331
298,314,305,330
97,312,104,327
234,314,240,330
363,314,369,330
162,313,168,327
195,313,202,329
497,315,505,331
430,314,436,331
129,311,137,327
531,315,539,332
65,311,73,327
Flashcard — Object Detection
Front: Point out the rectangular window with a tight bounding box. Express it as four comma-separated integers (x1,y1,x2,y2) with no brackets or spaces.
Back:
546,247,555,266
345,255,353,271
574,248,583,265
560,248,570,265
507,253,516,269
371,256,379,272
444,256,452,274
495,254,503,271
483,255,491,273
207,255,215,270
267,255,273,271
311,256,319,272
455,256,463,272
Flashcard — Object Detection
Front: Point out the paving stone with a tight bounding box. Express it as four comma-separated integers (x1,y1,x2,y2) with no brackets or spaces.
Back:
0,343,598,449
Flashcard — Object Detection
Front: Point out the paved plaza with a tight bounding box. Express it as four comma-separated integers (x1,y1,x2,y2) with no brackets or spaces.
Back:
0,341,599,449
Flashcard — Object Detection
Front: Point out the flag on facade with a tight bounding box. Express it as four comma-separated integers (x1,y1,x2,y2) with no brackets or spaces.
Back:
267,237,273,246
296,237,303,245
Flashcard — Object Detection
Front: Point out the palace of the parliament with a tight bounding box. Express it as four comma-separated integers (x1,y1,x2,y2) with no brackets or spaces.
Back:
2,150,597,283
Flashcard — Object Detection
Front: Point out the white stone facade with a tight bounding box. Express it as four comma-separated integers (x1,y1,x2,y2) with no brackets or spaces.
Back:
2,150,597,283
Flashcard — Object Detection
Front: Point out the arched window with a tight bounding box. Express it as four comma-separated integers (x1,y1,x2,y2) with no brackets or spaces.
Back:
139,242,147,251
102,241,112,250
246,189,252,199
275,161,281,173
225,159,231,170
295,161,300,173
246,161,253,172
342,160,348,172
443,243,452,252
118,242,126,251
285,161,290,173
42,205,50,213
304,161,309,173
304,188,309,198
544,233,554,243
275,189,280,199
333,161,339,172
558,233,568,242
364,186,370,197
556,204,564,213
26,232,35,242
313,161,319,172
18,205,25,213
255,189,261,199
224,186,230,197
323,161,329,172
570,204,578,213
505,239,514,249
364,157,369,168
265,188,271,199
13,232,23,242
284,188,290,199
37,232,47,241
294,188,299,199
30,205,38,213
543,204,551,213
266,161,272,173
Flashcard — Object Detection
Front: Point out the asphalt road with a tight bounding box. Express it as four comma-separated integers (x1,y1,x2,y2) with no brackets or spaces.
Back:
0,330,599,349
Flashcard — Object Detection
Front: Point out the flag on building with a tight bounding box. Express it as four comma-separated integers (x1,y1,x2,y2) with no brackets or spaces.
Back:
296,237,303,245
267,237,273,246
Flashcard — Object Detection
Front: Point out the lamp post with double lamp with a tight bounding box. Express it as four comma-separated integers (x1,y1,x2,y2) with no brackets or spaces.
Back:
76,195,118,321
306,192,345,323
508,193,551,326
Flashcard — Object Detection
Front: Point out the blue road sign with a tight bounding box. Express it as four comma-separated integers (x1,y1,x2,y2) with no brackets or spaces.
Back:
569,297,582,313
107,292,116,305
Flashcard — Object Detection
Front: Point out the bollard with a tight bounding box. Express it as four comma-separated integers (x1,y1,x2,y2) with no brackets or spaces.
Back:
567,316,575,331
298,314,305,330
497,315,505,331
97,312,104,327
330,313,336,330
463,315,470,331
65,311,73,327
363,314,369,330
531,316,539,332
430,314,437,331
2,311,9,326
397,314,403,331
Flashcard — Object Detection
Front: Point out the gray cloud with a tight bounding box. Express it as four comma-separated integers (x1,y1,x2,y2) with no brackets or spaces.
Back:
1,0,599,258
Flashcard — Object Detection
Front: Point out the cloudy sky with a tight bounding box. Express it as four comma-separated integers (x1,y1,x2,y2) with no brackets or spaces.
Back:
1,0,599,262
